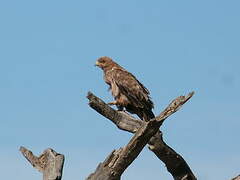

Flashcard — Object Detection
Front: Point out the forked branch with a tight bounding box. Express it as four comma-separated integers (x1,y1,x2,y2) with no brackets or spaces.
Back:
87,91,195,180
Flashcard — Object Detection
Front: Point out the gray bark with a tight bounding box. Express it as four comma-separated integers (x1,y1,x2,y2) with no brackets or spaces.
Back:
86,91,195,180
20,147,64,180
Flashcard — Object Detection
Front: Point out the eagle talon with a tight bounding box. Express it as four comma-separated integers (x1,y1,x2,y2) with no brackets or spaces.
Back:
108,101,117,106
120,109,127,113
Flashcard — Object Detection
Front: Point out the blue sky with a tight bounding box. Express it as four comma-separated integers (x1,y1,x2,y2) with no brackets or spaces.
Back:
0,0,240,179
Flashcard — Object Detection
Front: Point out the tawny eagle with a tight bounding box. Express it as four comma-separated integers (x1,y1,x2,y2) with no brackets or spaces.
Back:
95,56,154,121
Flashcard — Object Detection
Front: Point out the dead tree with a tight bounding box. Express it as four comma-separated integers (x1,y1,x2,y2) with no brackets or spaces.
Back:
20,91,196,180
20,91,194,180
86,92,196,180
19,92,240,180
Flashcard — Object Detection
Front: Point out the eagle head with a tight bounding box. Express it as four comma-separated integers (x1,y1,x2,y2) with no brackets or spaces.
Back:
95,56,115,70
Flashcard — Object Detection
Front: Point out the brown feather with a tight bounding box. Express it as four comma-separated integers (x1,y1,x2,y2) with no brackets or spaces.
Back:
96,56,155,121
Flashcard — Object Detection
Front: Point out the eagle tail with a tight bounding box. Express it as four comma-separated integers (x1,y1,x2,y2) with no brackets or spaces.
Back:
142,109,155,121
125,105,155,122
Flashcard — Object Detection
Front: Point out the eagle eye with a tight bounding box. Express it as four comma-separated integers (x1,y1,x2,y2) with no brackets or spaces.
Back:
99,59,106,63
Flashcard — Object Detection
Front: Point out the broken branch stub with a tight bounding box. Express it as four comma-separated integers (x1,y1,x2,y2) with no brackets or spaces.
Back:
20,146,64,180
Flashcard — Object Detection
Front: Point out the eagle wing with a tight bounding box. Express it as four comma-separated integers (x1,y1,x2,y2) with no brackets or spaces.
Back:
111,68,154,110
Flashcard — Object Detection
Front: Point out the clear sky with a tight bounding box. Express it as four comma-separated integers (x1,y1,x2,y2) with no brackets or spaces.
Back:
0,0,240,180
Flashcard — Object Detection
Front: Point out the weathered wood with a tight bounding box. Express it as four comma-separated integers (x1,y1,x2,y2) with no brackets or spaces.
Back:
232,175,240,180
87,91,195,180
20,146,64,180
148,131,196,180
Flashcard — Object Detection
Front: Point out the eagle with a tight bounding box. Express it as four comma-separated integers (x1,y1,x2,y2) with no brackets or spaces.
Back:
95,56,155,121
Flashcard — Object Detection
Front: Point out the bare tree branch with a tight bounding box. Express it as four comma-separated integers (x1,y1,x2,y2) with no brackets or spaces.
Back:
20,146,64,180
87,91,195,180
19,92,239,180
232,175,240,180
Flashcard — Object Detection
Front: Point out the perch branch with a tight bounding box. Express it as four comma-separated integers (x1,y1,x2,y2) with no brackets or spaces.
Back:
87,91,195,180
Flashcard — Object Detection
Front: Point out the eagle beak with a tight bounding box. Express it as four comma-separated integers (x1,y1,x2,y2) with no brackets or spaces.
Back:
95,61,100,67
